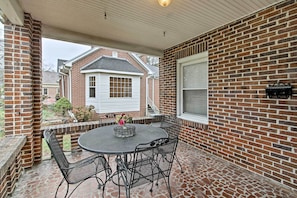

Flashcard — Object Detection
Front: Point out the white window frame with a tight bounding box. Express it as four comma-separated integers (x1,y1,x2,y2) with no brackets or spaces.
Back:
112,51,118,58
89,76,96,98
43,88,48,95
109,77,132,98
176,51,208,124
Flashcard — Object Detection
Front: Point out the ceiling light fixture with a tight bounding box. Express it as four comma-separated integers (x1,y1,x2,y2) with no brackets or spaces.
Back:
158,0,172,7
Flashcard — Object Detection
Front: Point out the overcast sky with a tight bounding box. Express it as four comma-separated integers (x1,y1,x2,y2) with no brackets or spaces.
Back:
42,38,91,70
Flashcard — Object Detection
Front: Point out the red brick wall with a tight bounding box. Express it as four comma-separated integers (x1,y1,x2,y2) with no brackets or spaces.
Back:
124,52,148,116
46,87,58,99
4,13,42,167
160,0,297,189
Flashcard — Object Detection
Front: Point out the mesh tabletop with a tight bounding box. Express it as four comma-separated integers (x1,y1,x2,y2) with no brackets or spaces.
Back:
78,124,168,155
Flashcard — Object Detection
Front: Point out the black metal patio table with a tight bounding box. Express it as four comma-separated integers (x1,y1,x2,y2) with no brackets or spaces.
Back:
78,124,168,155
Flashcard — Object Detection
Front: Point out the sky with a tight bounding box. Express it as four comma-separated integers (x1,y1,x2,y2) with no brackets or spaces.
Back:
42,38,91,70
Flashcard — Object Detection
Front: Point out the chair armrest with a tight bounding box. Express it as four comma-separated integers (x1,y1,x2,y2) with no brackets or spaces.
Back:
62,155,106,171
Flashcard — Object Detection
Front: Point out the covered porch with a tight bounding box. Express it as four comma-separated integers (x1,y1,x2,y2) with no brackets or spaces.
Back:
10,138,296,198
0,0,297,197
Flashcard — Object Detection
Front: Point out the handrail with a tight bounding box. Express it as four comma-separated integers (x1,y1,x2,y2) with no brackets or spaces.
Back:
147,97,159,114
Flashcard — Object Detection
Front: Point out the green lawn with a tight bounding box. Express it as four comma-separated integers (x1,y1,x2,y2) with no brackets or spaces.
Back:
42,134,71,159
1,104,71,154
0,104,57,139
42,104,57,120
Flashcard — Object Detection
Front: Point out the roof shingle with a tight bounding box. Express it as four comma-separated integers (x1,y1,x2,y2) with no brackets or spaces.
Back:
81,56,142,74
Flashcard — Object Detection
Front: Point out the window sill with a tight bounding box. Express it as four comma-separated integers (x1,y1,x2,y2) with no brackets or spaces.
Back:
178,113,208,125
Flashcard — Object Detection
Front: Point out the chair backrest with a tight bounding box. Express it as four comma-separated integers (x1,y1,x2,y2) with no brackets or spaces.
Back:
152,137,178,177
161,115,182,138
128,137,178,188
43,129,70,177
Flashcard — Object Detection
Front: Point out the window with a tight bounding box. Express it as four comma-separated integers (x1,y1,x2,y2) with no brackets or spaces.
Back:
43,88,48,95
110,77,132,98
177,51,208,124
112,51,118,58
89,76,96,98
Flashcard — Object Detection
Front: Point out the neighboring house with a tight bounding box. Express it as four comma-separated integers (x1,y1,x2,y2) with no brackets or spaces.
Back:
42,70,59,104
58,47,159,117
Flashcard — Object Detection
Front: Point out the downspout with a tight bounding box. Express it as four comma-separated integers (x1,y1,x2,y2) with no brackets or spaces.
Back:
152,78,155,108
59,71,68,97
69,68,72,103
61,75,64,97
145,74,153,116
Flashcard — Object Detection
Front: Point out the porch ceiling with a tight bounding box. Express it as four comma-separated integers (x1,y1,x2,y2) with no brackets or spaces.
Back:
5,0,283,56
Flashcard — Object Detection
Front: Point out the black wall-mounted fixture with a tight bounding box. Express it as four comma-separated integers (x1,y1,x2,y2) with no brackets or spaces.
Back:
266,82,292,99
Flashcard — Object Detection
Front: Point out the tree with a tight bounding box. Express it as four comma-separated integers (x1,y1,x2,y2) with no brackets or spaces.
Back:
42,60,56,71
146,56,159,66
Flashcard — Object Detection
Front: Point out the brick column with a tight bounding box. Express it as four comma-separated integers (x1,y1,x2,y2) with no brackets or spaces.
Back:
4,13,42,167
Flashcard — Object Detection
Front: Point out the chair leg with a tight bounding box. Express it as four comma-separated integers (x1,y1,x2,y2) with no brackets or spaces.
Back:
67,180,86,198
174,155,184,173
101,167,112,198
117,166,121,198
55,178,65,198
126,187,130,198
65,184,69,198
166,177,173,198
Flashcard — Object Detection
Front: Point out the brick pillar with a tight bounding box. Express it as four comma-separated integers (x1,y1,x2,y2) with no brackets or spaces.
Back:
4,13,42,168
31,19,42,163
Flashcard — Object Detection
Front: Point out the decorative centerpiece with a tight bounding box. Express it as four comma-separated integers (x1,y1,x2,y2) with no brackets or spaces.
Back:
114,114,135,138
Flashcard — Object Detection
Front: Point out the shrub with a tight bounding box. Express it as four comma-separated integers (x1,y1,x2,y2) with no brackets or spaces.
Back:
55,94,60,101
54,97,72,116
88,105,95,111
72,106,92,122
42,95,48,101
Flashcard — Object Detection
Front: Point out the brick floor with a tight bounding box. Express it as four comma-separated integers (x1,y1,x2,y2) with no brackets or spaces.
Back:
9,142,297,198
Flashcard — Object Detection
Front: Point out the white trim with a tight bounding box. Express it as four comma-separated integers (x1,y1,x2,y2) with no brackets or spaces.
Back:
0,0,24,25
64,47,99,67
177,113,208,125
81,69,143,76
176,51,209,125
130,53,153,75
177,51,208,65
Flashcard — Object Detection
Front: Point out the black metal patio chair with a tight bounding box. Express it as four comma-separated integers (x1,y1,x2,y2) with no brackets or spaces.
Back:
43,129,112,198
114,137,178,198
151,114,184,173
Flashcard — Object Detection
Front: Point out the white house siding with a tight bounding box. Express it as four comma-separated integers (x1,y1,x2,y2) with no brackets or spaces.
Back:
85,73,141,113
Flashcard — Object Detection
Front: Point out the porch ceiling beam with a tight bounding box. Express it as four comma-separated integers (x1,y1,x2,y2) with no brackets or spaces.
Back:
42,25,163,57
0,0,24,26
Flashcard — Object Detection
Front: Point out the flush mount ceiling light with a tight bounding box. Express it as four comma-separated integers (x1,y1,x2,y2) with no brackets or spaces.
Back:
158,0,172,7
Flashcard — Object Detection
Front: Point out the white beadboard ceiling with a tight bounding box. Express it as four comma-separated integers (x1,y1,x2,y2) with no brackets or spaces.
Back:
14,0,284,56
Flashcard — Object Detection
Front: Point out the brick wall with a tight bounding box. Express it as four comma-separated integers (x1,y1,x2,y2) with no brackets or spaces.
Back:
4,13,42,167
0,137,26,198
124,52,149,116
160,0,297,189
41,117,156,152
